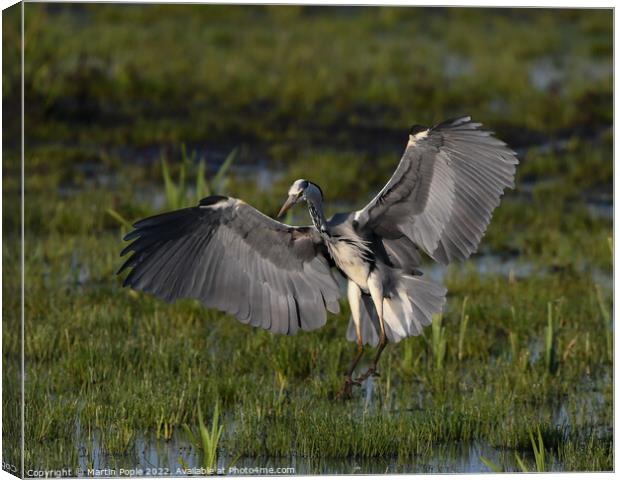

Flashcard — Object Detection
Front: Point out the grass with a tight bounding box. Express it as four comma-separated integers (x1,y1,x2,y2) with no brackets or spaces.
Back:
482,426,548,472
2,3,612,475
160,145,236,210
5,126,613,476
7,6,613,153
530,427,547,472
544,302,558,374
6,174,611,471
106,145,236,229
183,400,224,472
594,283,613,364
457,297,469,362
430,314,447,371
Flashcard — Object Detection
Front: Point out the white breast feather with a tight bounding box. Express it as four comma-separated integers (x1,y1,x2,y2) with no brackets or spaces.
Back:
328,237,372,290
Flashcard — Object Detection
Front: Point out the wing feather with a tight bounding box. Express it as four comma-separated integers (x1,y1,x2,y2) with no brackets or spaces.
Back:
356,116,518,265
118,196,341,335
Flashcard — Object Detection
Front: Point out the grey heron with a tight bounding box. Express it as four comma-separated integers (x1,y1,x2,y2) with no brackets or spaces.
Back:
118,116,518,397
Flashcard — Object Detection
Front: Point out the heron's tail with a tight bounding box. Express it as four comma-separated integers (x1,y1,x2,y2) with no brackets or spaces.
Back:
382,274,447,343
346,274,446,346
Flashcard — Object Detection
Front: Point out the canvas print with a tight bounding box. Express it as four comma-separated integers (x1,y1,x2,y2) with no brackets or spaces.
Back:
2,3,613,476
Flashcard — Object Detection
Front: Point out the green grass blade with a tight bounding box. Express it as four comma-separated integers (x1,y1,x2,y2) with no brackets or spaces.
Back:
594,284,613,363
213,148,237,193
210,402,219,443
178,455,190,471
190,400,223,471
161,155,178,209
195,158,208,200
431,314,446,370
532,427,545,472
182,424,199,449
595,284,611,325
480,456,503,473
458,296,469,361
225,452,242,471
178,158,187,208
105,208,133,230
515,453,529,472
181,143,188,163
544,302,556,373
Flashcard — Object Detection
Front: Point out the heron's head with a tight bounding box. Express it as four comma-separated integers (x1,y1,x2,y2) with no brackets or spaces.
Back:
277,179,323,218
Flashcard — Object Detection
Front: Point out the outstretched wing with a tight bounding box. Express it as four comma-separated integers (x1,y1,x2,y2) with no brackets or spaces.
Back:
355,116,518,264
118,195,341,335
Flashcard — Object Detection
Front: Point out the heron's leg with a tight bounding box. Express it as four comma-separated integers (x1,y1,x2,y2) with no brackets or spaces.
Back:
338,340,363,400
356,271,387,383
345,281,364,377
371,330,388,371
356,333,387,383
337,282,364,399
345,339,364,379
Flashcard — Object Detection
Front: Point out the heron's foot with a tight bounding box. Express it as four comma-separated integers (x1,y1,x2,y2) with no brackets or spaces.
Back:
336,377,361,400
355,366,379,383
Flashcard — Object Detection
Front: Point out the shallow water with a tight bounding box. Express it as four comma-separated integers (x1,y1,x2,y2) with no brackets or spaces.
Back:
72,373,613,476
78,432,563,475
528,56,611,93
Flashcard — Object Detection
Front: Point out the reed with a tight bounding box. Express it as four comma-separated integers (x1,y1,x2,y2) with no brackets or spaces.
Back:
430,314,447,370
457,296,469,362
544,302,557,374
161,145,237,210
183,401,224,472
594,284,612,363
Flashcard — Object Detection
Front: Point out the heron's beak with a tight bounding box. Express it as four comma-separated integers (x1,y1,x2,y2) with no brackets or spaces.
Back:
277,195,297,218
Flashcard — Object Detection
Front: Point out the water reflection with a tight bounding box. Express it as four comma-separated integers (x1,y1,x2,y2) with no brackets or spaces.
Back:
78,434,563,475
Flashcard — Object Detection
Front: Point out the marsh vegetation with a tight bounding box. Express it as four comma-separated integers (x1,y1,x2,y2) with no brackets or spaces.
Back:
3,4,612,474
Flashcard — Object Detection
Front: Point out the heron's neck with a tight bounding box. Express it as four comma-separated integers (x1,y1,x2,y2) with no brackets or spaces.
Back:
307,198,327,232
